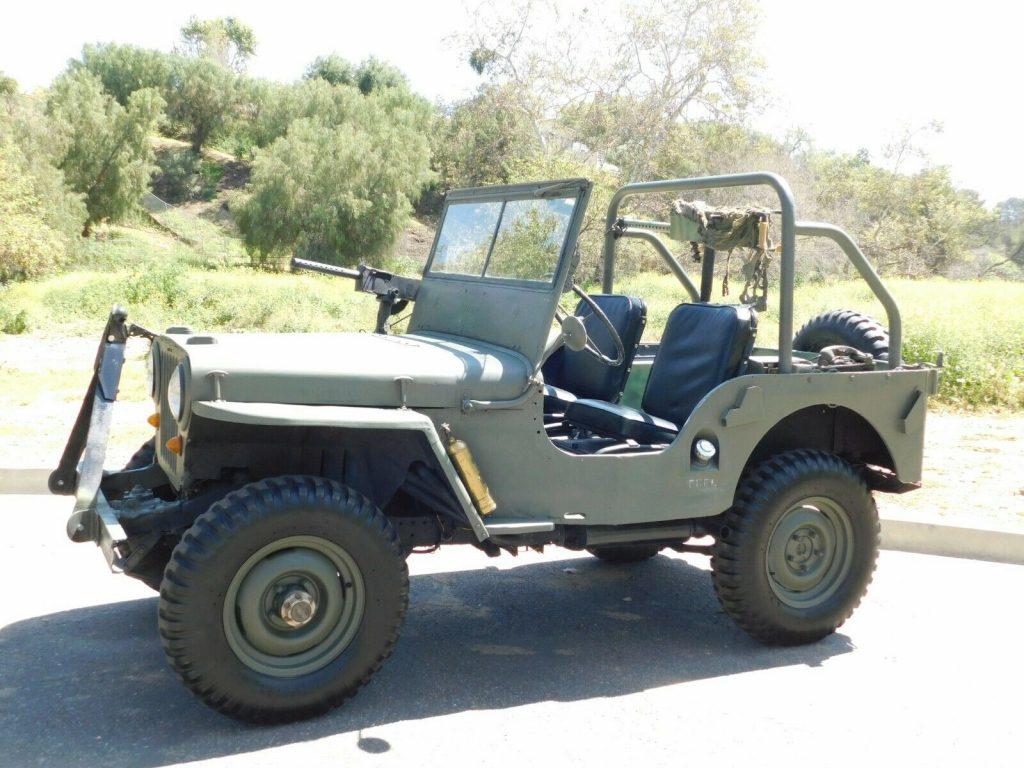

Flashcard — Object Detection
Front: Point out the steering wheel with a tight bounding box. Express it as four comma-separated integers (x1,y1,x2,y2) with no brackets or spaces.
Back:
555,284,626,367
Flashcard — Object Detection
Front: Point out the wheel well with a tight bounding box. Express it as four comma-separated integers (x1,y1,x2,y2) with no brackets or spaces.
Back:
184,418,446,513
743,405,895,475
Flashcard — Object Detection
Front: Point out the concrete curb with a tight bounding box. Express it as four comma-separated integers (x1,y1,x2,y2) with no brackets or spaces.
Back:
2,468,1022,565
0,469,51,495
880,519,1024,566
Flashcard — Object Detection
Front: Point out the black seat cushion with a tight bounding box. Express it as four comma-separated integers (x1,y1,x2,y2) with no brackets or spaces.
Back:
641,303,757,426
542,384,576,412
565,303,756,442
542,294,646,411
564,398,679,443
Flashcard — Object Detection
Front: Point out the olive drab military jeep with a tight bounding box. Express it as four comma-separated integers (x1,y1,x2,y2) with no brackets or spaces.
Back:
51,172,941,723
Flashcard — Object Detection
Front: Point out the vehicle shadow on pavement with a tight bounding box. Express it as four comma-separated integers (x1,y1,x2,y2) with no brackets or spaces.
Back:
0,553,851,767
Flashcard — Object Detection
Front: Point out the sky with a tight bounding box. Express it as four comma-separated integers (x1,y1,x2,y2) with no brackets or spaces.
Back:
2,0,1019,204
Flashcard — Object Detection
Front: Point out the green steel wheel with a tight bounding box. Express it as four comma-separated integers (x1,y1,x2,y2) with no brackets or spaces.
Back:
711,450,879,646
159,476,408,723
764,497,854,609
223,535,366,678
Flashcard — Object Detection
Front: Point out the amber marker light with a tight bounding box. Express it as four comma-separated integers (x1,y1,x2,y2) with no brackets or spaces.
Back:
147,413,160,428
165,435,183,455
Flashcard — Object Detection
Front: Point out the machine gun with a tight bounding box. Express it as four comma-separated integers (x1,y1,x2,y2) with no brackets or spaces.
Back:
291,258,420,334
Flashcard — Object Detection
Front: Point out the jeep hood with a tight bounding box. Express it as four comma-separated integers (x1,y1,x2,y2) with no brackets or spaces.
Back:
170,331,532,409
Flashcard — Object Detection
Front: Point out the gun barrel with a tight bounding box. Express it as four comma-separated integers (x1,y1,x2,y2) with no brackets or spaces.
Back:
290,257,360,280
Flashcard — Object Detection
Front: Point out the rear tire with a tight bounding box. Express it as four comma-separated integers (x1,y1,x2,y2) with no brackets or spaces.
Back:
793,310,889,361
711,450,879,646
587,544,662,563
159,475,408,723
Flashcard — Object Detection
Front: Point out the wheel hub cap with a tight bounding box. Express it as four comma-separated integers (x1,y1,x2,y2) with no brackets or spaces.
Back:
279,589,317,627
223,535,365,678
765,496,854,608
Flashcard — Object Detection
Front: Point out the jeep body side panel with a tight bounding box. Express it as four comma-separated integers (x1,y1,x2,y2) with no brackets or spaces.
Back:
191,401,489,539
438,367,936,528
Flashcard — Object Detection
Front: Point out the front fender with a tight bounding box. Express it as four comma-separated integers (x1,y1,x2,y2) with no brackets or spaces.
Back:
190,401,489,540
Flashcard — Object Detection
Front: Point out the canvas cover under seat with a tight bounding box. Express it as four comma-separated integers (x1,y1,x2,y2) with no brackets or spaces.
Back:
542,294,647,413
565,303,758,442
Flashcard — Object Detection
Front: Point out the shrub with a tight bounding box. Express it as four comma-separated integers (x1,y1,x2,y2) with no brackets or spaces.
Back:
76,43,175,106
152,146,203,202
47,70,164,234
235,88,433,266
0,130,85,282
164,56,238,152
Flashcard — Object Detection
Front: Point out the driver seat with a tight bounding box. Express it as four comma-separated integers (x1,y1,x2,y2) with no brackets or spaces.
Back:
542,294,647,414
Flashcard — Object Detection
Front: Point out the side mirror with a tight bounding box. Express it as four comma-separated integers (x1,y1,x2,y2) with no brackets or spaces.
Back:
561,315,588,352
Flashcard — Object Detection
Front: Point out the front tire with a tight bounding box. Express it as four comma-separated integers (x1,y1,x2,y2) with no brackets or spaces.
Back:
159,476,408,723
711,450,879,646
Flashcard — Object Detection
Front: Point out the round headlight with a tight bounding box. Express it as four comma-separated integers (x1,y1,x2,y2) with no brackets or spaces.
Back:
167,363,186,421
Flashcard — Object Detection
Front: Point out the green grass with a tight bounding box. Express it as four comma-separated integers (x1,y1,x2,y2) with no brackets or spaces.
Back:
614,272,1024,410
2,223,1021,410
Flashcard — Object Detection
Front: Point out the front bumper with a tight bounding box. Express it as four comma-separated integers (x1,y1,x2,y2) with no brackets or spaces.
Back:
65,490,131,570
51,307,157,566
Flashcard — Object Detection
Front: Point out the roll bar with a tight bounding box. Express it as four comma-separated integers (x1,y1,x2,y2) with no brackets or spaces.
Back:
602,172,902,371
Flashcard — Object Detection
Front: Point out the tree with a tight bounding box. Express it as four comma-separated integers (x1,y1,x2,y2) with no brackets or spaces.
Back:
456,0,763,180
0,95,86,281
0,72,16,98
0,140,67,282
235,107,433,266
304,55,355,87
179,16,256,72
165,56,238,152
47,70,164,235
431,84,539,194
76,43,175,106
304,55,408,95
987,198,1024,274
351,57,407,95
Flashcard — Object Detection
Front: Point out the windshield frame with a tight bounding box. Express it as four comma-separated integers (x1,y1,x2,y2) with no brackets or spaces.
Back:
423,179,592,293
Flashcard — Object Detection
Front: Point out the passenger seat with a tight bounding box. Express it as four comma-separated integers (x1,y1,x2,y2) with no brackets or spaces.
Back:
564,303,757,443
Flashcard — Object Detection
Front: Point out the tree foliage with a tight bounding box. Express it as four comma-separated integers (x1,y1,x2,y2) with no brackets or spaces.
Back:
235,100,433,266
304,55,354,87
178,16,256,72
304,54,409,95
0,72,17,98
0,95,86,282
77,43,175,106
989,198,1024,273
457,0,762,181
47,70,164,234
430,85,539,198
164,56,238,152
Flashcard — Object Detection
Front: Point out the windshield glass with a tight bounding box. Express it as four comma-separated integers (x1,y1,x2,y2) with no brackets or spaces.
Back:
429,195,577,284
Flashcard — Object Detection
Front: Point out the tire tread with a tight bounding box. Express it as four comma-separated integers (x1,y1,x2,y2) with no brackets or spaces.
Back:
711,450,880,646
158,475,408,723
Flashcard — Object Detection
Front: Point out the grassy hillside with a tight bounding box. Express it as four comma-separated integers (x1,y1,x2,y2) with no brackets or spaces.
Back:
1,171,1021,411
615,273,1024,410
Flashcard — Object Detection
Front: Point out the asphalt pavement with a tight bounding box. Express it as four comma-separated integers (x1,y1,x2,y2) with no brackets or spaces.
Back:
1,493,1021,768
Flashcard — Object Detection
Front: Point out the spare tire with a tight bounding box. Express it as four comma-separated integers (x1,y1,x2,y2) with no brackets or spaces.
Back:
793,310,889,361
